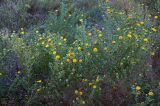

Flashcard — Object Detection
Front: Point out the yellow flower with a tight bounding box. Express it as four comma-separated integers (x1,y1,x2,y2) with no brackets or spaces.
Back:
89,83,93,86
92,85,97,89
36,30,39,34
140,21,144,25
117,27,121,31
98,33,103,38
85,43,89,47
58,42,62,46
151,27,157,32
66,59,70,62
39,37,43,40
78,46,81,51
154,16,158,19
93,47,98,52
79,59,83,63
48,38,51,42
37,88,41,92
127,34,132,39
88,32,92,36
42,41,45,45
87,52,91,56
112,40,116,44
0,73,2,76
45,44,49,48
36,80,42,83
52,51,57,55
73,58,77,63
144,38,149,43
148,91,154,96
64,38,67,42
75,90,78,94
56,55,60,60
118,36,123,40
61,62,63,65
79,91,83,96
136,86,141,91
80,19,83,22
21,31,25,35
60,36,64,39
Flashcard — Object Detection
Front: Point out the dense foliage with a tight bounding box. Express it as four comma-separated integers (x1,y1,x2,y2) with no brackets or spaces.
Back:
0,0,160,105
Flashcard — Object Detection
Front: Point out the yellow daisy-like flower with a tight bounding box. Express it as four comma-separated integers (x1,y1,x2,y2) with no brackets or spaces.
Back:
45,44,49,48
0,73,2,76
79,19,83,22
17,71,21,74
66,59,70,62
117,27,121,31
127,34,132,39
48,38,51,42
87,52,91,56
148,91,154,96
88,32,92,36
151,27,157,32
37,88,41,92
42,41,45,45
92,85,97,89
78,46,81,51
73,58,77,63
118,36,123,40
82,101,85,104
136,85,141,91
79,91,83,96
154,16,158,19
144,38,149,43
52,51,57,55
58,42,62,46
112,40,116,44
93,47,98,52
98,33,103,38
140,21,144,25
64,38,67,42
21,31,25,35
39,37,43,40
79,59,83,63
55,55,60,60
36,30,39,34
36,80,42,83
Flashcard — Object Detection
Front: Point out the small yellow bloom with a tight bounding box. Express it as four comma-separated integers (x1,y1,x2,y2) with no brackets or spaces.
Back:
127,34,132,39
148,91,154,96
36,30,39,34
98,33,103,38
48,38,51,42
85,43,89,47
80,19,83,22
58,42,62,46
93,47,98,52
88,32,92,36
37,80,42,83
73,58,77,63
21,31,25,35
140,21,144,25
117,27,121,31
42,41,45,45
79,59,83,63
79,91,83,96
56,55,60,60
154,16,158,19
112,40,116,44
0,73,2,76
45,44,49,48
92,85,97,89
136,86,141,91
144,38,149,43
66,59,70,62
52,51,57,55
39,37,43,40
118,36,123,40
89,83,93,86
60,36,64,39
78,46,81,51
151,27,157,32
87,52,91,56
64,38,67,42
61,62,63,65
37,88,41,92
